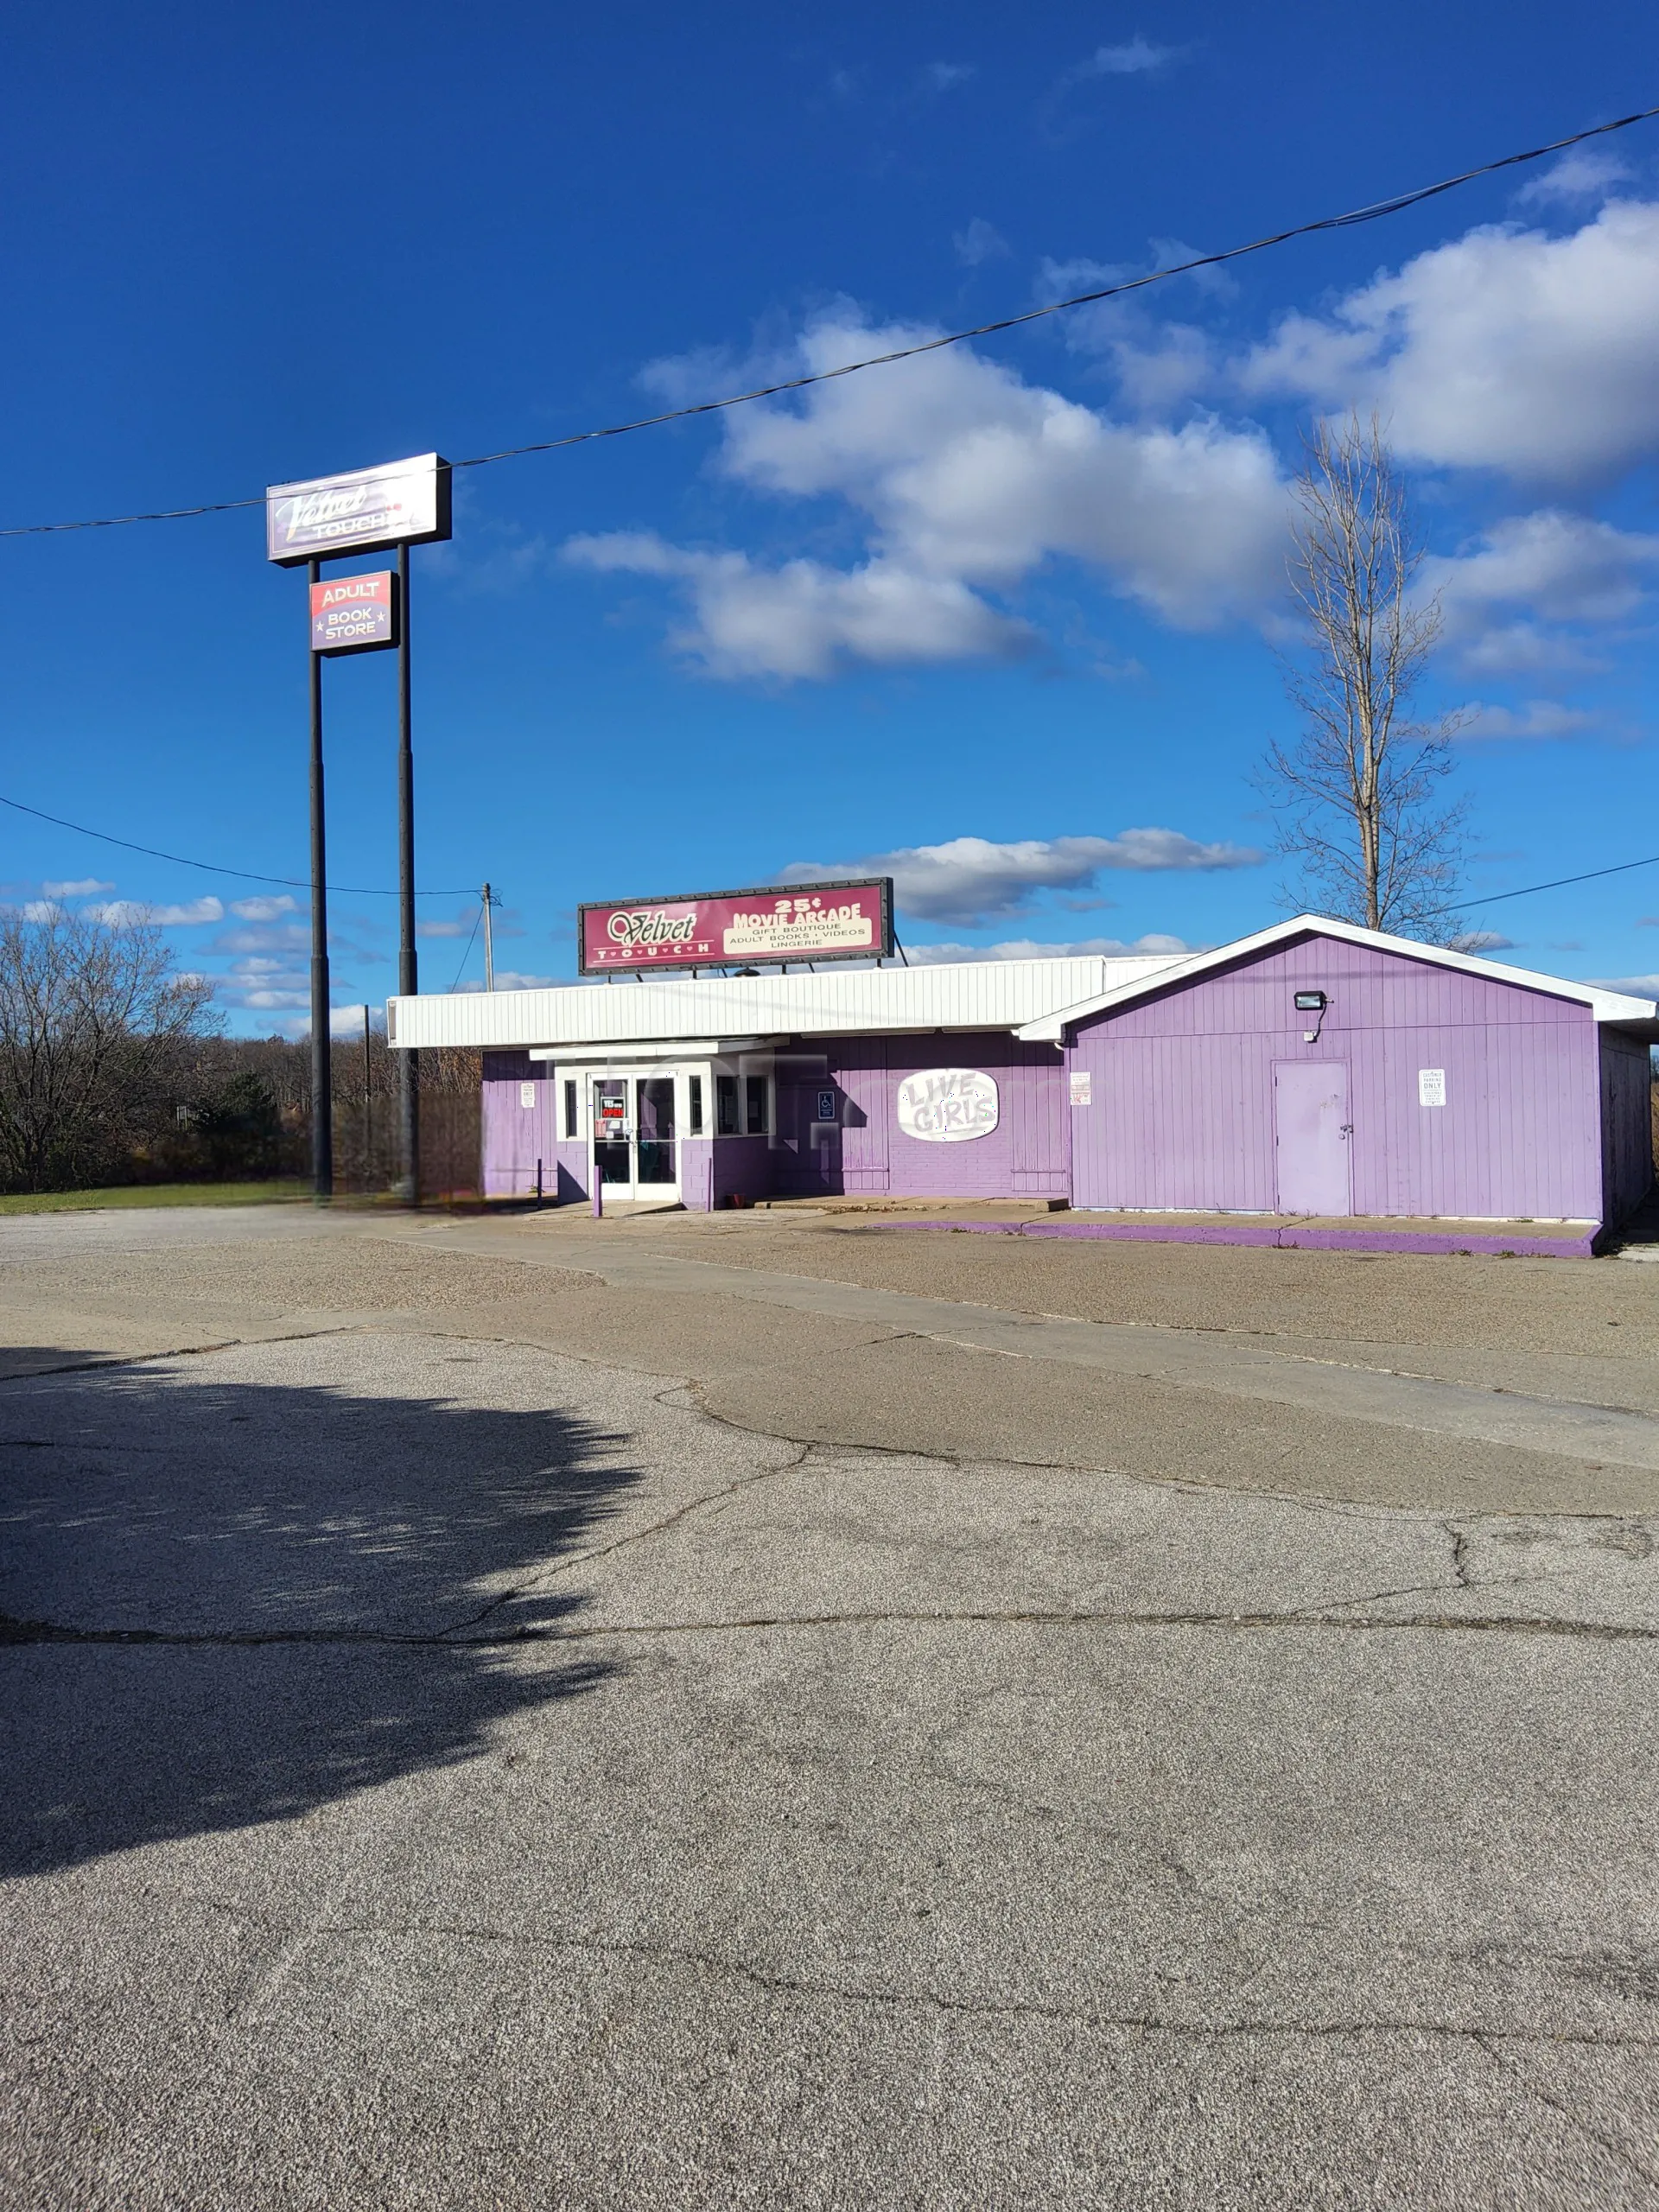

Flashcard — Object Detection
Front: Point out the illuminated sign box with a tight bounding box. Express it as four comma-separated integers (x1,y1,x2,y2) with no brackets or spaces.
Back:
266,453,452,567
309,570,398,656
578,878,894,976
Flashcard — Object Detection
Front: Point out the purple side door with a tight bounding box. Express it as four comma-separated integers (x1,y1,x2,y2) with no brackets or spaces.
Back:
1274,1061,1352,1215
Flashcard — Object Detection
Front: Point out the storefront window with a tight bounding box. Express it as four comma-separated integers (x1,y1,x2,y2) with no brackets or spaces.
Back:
689,1075,703,1135
563,1080,577,1139
746,1076,767,1135
715,1074,739,1135
636,1077,676,1185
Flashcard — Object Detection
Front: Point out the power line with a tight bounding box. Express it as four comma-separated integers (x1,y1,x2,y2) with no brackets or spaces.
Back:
12,776,1656,940
1452,850,1659,917
447,904,484,992
3,105,1656,543
0,791,474,899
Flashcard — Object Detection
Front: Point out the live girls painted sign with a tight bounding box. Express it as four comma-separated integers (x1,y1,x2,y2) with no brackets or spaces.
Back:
579,878,893,975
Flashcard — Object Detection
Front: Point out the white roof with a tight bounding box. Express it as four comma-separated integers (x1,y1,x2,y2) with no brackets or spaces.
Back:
387,954,1183,1053
1015,914,1659,1040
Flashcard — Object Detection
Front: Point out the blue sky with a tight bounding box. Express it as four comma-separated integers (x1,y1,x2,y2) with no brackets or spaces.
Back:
3,3,1659,1030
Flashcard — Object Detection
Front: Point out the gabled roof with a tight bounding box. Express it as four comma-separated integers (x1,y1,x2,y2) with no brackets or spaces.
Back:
1015,913,1659,1041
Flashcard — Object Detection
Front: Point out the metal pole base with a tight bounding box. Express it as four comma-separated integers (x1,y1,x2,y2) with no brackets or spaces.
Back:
397,1048,420,1207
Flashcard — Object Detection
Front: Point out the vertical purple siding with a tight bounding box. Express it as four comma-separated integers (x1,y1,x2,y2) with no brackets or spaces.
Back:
481,1054,586,1201
1599,1033,1654,1226
480,1052,558,1198
478,935,1643,1228
1066,937,1606,1221
772,1033,1067,1200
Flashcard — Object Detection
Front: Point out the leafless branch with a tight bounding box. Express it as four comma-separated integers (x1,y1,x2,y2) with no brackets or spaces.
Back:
1257,412,1467,939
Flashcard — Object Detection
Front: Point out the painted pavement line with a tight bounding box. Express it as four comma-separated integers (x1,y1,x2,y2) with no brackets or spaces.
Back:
397,1224,1659,1472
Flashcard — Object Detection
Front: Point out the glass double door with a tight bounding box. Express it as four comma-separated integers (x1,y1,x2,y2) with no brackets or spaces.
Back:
592,1076,677,1201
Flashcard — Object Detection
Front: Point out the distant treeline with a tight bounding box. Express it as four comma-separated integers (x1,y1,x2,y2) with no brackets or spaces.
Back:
0,905,479,1196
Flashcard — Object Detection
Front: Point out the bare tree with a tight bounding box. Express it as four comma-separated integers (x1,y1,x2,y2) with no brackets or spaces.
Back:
1259,412,1466,938
0,907,216,1190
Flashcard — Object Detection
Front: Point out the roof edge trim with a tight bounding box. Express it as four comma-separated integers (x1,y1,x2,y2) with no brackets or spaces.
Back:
1015,914,1659,1039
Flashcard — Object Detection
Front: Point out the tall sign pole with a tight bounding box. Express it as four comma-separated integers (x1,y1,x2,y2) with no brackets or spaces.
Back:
265,453,451,1206
308,556,333,1201
397,538,419,1205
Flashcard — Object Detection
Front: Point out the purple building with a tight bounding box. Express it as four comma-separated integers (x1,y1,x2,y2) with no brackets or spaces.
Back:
388,917,1657,1254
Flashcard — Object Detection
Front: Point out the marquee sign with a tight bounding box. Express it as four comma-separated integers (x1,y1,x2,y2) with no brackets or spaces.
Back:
266,453,452,567
309,570,398,655
578,878,893,975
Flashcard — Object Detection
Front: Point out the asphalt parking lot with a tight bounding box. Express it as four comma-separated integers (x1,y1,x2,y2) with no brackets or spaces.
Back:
3,1205,1659,2208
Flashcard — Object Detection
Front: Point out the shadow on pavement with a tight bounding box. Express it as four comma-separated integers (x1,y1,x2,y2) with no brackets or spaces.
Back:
0,1350,636,1877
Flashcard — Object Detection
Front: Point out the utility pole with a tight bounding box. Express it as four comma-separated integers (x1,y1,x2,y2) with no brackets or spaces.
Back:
397,539,419,1205
482,881,495,993
308,555,333,1202
362,1002,372,1190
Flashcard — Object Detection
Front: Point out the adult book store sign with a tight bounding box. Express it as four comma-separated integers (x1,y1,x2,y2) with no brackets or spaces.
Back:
310,571,397,656
579,879,893,975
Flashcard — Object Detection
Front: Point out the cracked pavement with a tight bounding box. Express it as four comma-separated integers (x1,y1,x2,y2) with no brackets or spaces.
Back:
3,1208,1659,2205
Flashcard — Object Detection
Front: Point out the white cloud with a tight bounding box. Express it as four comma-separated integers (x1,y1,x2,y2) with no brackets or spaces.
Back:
1446,931,1517,953
906,933,1196,963
1035,248,1225,410
1424,510,1659,676
779,830,1262,926
953,217,1008,267
16,899,62,922
41,877,113,898
417,912,480,939
572,315,1291,677
213,947,365,1013
723,319,1287,619
1071,36,1182,76
1147,237,1239,302
207,923,310,956
255,1005,386,1040
1459,701,1598,741
229,893,301,922
85,896,225,927
1242,200,1659,482
456,969,560,994
1516,147,1632,207
566,532,1030,681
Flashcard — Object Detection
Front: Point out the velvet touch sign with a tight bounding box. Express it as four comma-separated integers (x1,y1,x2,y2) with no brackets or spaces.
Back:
895,1069,999,1143
578,879,893,974
266,454,453,567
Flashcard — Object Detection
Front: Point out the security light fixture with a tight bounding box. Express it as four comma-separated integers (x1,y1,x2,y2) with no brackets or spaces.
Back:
1294,991,1327,1011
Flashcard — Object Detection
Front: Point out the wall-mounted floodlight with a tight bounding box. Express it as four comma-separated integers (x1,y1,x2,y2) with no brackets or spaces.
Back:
1294,990,1327,1011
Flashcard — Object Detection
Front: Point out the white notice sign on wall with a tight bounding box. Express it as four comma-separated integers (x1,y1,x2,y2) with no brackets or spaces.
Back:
520,1083,537,1110
1418,1068,1446,1108
1069,1071,1092,1106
